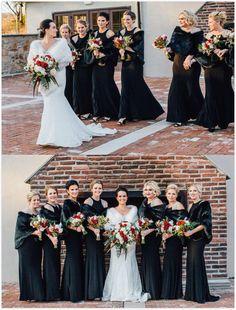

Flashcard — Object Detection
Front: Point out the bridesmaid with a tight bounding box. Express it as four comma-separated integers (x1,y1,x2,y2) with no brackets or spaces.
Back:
166,10,204,127
60,24,74,108
14,192,44,301
196,11,234,132
117,11,164,125
40,186,62,301
161,184,187,299
184,184,220,303
90,12,120,123
82,180,108,300
71,19,93,119
138,181,166,300
61,180,84,302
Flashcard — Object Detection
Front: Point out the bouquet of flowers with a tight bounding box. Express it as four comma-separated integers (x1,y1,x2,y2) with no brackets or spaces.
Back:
46,222,63,248
152,34,168,49
135,217,153,244
106,221,138,258
67,212,87,235
87,215,109,240
30,215,49,240
113,36,133,60
174,218,195,237
156,217,174,235
70,49,81,70
226,30,234,46
24,54,59,96
198,34,230,58
87,36,103,58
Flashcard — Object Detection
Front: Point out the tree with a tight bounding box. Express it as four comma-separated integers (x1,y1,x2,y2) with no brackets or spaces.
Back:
4,1,25,33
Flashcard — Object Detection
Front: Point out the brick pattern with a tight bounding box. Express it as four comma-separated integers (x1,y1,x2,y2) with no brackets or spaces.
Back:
28,154,228,280
196,2,234,33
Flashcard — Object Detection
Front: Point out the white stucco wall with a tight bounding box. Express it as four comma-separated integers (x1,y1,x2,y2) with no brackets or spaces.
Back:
2,155,51,283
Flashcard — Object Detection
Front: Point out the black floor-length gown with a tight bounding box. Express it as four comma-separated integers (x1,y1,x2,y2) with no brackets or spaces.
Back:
40,204,62,301
118,28,164,120
161,207,187,299
90,29,120,119
184,200,219,303
61,199,84,302
138,198,166,299
82,198,107,300
71,32,93,116
167,26,204,123
196,33,234,129
15,211,44,301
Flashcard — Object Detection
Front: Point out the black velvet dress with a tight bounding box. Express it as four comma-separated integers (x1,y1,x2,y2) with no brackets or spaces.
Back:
90,29,120,119
118,28,164,120
65,42,74,108
138,198,166,299
15,211,44,301
196,33,234,130
61,199,84,302
161,207,187,299
184,200,219,303
40,204,62,301
167,26,204,123
71,32,93,116
82,198,107,300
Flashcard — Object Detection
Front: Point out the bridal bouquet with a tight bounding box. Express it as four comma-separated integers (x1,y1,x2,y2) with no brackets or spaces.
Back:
152,34,168,49
174,218,195,237
67,212,87,235
113,36,133,60
87,36,103,58
24,54,59,95
156,217,174,235
87,215,109,240
30,215,49,240
46,222,63,248
107,221,138,258
135,217,153,244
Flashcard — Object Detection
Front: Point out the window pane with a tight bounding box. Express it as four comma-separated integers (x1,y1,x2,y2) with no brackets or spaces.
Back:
91,12,98,31
55,15,69,29
73,14,87,30
112,10,126,33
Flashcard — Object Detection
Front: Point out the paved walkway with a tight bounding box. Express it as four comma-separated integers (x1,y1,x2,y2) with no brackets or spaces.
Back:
2,282,234,308
2,74,234,155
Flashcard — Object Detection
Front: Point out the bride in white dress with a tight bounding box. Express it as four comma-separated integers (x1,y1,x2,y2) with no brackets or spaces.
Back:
27,19,117,147
103,187,149,302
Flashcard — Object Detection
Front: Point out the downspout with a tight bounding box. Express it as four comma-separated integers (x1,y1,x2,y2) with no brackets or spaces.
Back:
137,1,141,28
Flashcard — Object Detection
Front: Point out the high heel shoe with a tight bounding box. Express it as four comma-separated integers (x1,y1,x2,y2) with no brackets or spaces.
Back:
117,118,126,125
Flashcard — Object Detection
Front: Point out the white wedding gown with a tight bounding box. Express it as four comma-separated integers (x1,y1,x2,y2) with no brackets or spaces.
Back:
27,38,117,147
103,206,149,302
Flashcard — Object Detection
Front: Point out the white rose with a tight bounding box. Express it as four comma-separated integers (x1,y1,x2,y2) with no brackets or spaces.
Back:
50,68,57,76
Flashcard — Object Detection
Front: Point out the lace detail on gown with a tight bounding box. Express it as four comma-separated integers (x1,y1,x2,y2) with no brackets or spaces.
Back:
102,206,150,302
27,38,117,147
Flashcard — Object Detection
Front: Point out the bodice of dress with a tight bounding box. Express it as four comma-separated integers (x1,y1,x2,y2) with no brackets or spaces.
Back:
106,205,138,228
168,26,203,56
188,200,212,243
40,204,62,223
27,38,73,69
82,198,107,217
165,206,188,224
139,198,166,228
15,211,38,249
61,199,82,230
71,32,92,67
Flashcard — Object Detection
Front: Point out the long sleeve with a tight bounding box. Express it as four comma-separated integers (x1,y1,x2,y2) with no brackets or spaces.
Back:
199,201,212,243
15,212,34,249
57,38,73,69
131,30,144,63
27,40,38,65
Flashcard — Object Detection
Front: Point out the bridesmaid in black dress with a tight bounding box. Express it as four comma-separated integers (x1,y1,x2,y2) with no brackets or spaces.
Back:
138,181,166,300
184,184,220,303
61,180,84,302
161,184,187,299
196,11,234,132
60,24,74,108
71,19,93,119
82,180,108,300
89,12,120,122
40,186,62,301
166,10,204,126
117,11,164,125
15,192,44,301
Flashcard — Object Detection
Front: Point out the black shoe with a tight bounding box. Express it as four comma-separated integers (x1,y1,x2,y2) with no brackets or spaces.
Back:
208,295,220,302
208,127,215,132
117,118,126,125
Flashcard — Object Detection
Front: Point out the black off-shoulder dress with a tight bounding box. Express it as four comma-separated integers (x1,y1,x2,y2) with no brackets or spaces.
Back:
61,199,84,302
167,26,204,124
15,211,44,301
138,198,166,299
40,204,62,301
71,32,93,116
118,27,164,120
82,198,107,300
161,207,187,299
184,200,219,303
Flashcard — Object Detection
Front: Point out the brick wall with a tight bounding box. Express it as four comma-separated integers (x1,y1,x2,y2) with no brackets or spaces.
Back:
27,154,228,280
196,2,234,33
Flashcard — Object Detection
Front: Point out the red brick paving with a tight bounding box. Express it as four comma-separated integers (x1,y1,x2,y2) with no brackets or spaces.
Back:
2,282,234,308
2,73,234,155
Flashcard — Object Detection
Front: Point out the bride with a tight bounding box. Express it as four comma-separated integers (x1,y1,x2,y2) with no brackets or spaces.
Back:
27,19,117,148
103,187,149,302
